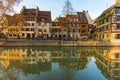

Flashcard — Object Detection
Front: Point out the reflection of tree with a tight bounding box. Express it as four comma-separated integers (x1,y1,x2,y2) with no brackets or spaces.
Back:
5,60,51,79
59,51,89,70
10,60,51,74
61,68,75,80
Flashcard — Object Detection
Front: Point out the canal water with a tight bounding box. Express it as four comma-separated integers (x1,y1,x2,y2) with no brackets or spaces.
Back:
0,47,120,80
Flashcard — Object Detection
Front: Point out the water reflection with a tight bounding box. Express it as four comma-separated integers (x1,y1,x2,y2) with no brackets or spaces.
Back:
0,47,120,80
94,47,120,80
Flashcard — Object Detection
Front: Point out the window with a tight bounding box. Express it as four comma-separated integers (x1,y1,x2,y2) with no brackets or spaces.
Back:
63,29,66,31
31,28,34,31
31,19,35,21
25,23,30,26
114,16,120,21
44,29,47,32
102,20,104,24
102,34,104,39
73,29,75,32
82,30,85,33
73,24,75,27
97,28,101,32
13,34,16,37
24,23,27,26
106,26,109,30
77,24,79,27
102,26,105,31
41,18,45,22
21,28,25,31
114,53,119,58
16,29,19,32
55,23,58,26
38,23,41,26
55,29,57,32
32,23,34,26
22,33,24,36
106,34,109,38
115,7,120,13
112,70,120,75
32,13,36,16
9,35,12,37
114,62,120,68
38,29,42,32
69,24,71,27
115,24,120,29
28,23,30,26
28,19,30,21
115,34,120,39
26,28,29,31
106,18,110,22
82,25,86,28
76,18,78,21
117,24,120,29
9,29,12,32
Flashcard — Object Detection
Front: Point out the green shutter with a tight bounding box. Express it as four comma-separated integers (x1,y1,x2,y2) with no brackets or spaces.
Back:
115,8,117,13
114,62,119,68
115,34,118,39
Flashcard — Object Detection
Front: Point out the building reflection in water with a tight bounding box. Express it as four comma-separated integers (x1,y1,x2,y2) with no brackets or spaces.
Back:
95,47,120,80
0,47,119,80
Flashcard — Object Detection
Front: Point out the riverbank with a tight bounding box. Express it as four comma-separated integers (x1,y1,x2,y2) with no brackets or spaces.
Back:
0,39,120,47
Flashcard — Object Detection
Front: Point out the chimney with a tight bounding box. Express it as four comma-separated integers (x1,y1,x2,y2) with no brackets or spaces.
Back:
83,10,85,12
37,6,39,10
20,6,26,14
22,6,26,10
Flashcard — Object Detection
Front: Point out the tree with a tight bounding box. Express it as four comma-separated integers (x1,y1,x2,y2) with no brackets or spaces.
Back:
62,0,75,16
61,0,76,40
0,0,22,17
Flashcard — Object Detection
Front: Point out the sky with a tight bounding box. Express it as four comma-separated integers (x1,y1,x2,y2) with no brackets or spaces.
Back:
14,0,115,20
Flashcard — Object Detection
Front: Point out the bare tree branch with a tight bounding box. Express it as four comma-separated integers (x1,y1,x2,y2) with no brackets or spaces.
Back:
0,0,22,18
62,0,75,16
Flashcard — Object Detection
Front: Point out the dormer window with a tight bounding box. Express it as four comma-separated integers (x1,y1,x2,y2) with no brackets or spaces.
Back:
41,18,45,22
41,18,46,26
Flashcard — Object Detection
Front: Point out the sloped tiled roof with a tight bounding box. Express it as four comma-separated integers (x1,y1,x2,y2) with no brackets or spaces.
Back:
21,8,37,14
1,14,13,25
77,12,87,21
77,11,92,24
1,14,23,26
84,11,92,24
58,17,65,22
20,6,51,22
53,17,59,22
38,11,51,22
2,14,12,21
98,3,120,19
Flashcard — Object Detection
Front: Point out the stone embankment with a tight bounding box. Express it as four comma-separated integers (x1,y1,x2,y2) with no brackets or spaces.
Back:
0,39,60,47
0,39,120,47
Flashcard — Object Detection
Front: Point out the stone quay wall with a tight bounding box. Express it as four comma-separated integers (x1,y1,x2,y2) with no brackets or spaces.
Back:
0,39,120,47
